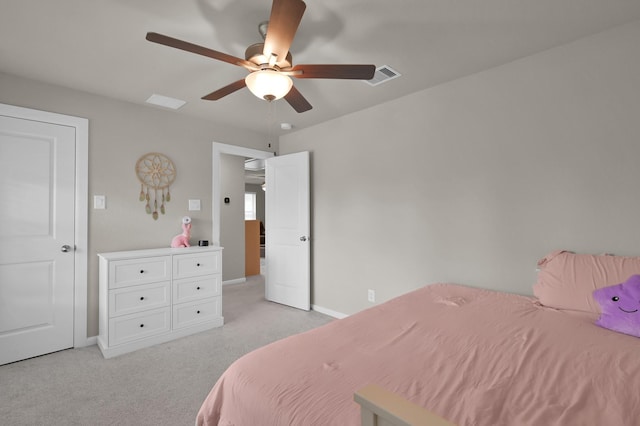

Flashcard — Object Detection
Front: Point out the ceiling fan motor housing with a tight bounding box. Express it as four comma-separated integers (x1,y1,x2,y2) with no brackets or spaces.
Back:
245,43,292,69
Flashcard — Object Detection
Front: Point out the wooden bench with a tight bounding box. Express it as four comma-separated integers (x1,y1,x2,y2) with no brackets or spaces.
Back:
355,385,456,426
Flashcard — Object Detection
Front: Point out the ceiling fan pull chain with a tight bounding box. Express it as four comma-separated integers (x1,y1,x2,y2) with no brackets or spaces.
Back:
267,100,276,148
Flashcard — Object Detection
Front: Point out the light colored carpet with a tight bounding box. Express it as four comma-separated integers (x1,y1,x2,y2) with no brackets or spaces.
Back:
0,275,334,426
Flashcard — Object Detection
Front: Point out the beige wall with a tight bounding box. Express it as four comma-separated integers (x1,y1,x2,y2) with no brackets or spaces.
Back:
280,20,640,315
220,154,246,281
246,183,266,226
0,72,270,337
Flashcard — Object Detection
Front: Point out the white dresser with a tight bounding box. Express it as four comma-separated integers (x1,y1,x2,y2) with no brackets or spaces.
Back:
97,246,223,358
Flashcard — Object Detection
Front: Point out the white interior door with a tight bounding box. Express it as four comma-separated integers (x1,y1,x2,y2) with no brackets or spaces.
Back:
265,151,310,310
0,115,76,365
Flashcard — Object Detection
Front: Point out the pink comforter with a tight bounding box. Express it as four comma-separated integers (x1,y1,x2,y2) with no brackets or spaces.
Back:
197,284,640,425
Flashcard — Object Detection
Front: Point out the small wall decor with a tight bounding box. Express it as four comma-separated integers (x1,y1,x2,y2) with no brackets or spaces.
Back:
136,152,176,220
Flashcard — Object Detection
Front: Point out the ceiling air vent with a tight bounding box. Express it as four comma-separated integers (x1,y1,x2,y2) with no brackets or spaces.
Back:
364,65,401,86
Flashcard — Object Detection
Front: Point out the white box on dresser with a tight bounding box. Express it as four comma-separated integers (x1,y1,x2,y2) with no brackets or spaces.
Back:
98,246,223,358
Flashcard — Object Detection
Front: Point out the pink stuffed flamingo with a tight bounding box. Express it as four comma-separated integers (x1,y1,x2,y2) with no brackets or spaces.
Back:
171,216,192,248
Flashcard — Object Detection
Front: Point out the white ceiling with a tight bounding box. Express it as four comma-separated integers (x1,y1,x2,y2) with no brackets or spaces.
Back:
2,0,640,136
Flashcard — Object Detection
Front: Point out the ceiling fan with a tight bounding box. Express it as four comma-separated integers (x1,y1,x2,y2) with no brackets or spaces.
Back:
146,0,376,113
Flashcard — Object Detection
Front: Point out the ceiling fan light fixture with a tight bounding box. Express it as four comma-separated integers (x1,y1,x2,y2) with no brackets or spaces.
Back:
245,69,293,101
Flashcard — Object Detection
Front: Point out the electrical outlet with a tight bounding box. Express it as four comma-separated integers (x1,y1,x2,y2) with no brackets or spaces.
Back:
367,289,376,303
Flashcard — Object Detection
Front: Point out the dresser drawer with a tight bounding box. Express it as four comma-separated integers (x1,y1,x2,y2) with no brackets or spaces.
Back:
109,256,170,289
108,308,170,347
173,251,221,279
173,297,221,330
173,275,221,304
109,281,170,317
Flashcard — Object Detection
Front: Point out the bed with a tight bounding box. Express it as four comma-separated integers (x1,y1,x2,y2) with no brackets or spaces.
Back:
196,251,640,425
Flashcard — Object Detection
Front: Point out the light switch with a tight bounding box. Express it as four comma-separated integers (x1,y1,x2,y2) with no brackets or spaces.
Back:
188,199,201,211
94,195,106,209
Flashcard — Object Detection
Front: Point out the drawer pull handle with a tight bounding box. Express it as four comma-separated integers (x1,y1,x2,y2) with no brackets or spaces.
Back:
196,263,201,267
139,270,144,274
140,296,145,301
196,286,201,290
140,324,144,328
196,310,201,314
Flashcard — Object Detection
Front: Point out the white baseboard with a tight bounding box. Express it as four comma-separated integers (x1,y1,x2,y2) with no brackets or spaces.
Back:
75,335,97,348
223,278,247,286
312,304,349,319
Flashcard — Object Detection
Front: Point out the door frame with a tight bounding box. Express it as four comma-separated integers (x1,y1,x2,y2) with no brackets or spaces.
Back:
0,103,89,347
212,141,274,251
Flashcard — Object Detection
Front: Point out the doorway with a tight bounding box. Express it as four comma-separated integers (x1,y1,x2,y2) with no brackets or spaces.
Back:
213,143,310,311
212,143,274,284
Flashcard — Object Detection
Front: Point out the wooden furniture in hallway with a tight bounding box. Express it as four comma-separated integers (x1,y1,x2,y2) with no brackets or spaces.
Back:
245,220,261,276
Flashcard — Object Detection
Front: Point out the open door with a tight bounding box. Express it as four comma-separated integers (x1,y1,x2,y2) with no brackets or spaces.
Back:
265,151,310,310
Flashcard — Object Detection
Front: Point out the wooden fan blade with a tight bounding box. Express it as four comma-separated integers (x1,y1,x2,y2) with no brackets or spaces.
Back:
284,85,312,113
201,79,247,100
146,32,256,69
290,64,376,80
263,0,306,65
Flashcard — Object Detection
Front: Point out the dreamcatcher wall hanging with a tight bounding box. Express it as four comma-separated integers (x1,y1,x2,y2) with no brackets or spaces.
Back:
135,152,176,220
